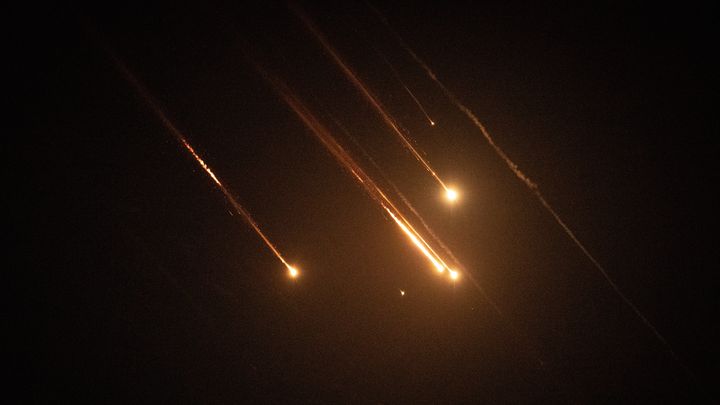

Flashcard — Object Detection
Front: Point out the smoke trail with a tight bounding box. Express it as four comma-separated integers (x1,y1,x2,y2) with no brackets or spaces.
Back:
107,51,297,275
367,4,691,372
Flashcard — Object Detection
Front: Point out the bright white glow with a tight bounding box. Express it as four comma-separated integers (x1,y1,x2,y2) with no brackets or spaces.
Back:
400,290,405,296
446,188,459,202
449,270,459,280
288,266,299,278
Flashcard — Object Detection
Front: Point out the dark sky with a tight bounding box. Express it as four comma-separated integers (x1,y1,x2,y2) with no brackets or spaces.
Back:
18,1,716,403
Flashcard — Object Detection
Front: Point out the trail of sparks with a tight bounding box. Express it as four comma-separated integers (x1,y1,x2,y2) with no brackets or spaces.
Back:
255,64,457,279
377,51,435,126
332,116,462,266
291,5,449,192
109,54,298,278
367,5,690,372
403,83,436,127
384,206,444,272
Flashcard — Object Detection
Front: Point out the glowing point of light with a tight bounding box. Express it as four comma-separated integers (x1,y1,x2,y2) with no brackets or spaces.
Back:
445,188,459,202
449,270,459,280
288,266,299,278
430,120,436,126
400,290,405,296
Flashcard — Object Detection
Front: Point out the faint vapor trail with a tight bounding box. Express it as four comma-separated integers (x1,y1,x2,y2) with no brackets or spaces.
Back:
108,53,298,276
377,50,435,126
368,5,690,371
291,4,449,192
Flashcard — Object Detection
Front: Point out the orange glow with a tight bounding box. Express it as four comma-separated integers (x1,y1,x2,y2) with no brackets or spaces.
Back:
445,187,459,202
256,65,459,281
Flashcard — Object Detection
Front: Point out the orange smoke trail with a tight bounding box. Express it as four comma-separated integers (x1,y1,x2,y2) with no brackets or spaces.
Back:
110,54,296,275
256,64,456,277
291,5,448,191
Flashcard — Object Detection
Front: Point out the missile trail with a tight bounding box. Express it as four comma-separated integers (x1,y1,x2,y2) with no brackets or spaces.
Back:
109,53,298,278
254,63,457,279
377,50,435,126
291,5,449,192
367,5,691,373
402,82,436,127
402,83,435,127
332,116,462,266
384,206,444,272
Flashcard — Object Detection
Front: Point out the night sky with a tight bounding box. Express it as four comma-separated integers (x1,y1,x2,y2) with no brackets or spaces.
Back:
19,1,716,403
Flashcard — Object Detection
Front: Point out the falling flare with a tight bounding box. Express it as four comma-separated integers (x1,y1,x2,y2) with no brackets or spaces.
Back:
333,115,464,267
254,64,458,280
377,50,436,127
367,4,693,375
109,53,297,276
384,205,447,273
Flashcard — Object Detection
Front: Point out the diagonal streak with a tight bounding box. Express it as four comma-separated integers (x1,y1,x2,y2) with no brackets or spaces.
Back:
291,4,449,192
108,52,298,277
367,4,692,372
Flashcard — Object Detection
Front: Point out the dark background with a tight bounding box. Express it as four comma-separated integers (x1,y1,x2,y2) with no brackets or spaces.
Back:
16,1,716,403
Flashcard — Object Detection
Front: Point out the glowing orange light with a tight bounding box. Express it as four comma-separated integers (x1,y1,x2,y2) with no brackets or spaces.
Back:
445,187,459,202
288,266,299,278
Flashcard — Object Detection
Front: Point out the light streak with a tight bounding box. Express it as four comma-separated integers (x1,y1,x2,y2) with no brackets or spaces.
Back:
254,64,458,279
333,115,463,263
109,54,298,277
377,51,436,127
292,5,450,192
366,4,692,374
404,84,436,127
384,205,444,273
